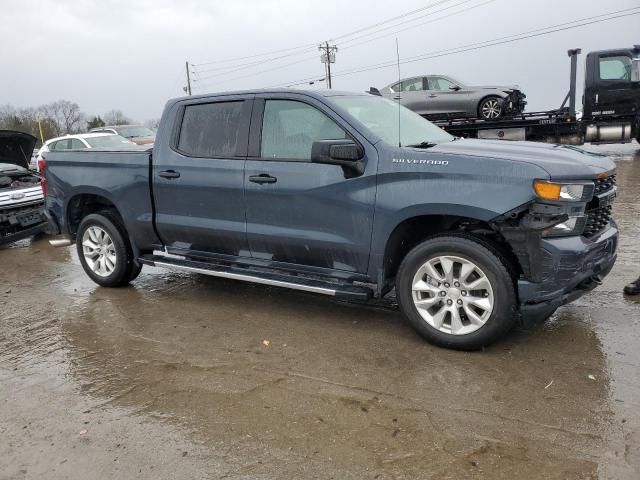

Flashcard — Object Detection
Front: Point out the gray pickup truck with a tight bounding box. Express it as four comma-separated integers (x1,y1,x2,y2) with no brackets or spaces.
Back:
43,89,618,349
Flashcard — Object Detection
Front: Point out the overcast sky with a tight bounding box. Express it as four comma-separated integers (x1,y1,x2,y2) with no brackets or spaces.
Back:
1,0,638,122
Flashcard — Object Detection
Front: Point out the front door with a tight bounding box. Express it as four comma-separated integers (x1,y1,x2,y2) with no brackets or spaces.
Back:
153,96,252,257
243,96,377,274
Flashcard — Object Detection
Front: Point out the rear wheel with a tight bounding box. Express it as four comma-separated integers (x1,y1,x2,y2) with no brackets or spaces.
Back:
478,96,503,120
395,235,517,350
76,211,139,287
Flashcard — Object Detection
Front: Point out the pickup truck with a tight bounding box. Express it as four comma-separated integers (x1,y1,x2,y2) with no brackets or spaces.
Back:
42,89,618,350
1,130,47,245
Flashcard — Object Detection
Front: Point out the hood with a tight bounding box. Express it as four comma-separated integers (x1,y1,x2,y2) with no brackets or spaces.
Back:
430,139,616,179
0,130,37,169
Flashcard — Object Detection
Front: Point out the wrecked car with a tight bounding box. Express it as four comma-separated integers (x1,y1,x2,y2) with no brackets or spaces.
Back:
379,75,527,120
43,90,617,349
0,130,47,246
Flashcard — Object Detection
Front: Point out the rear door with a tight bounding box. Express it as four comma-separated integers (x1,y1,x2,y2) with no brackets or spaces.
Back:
243,94,377,274
153,95,252,257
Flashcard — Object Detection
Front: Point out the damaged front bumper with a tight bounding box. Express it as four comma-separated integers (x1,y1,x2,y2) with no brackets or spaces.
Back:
0,202,48,246
517,222,618,324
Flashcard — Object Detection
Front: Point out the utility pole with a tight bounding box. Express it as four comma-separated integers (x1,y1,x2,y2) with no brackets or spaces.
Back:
184,61,192,96
319,42,337,89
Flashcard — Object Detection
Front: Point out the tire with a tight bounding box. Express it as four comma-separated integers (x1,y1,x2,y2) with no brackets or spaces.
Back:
76,210,137,287
478,96,503,120
395,234,517,350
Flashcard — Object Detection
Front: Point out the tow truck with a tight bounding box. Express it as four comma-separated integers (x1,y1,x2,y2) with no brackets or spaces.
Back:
411,46,639,145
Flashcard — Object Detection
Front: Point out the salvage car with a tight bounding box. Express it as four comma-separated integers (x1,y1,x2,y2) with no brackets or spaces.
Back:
0,130,47,245
43,90,616,350
379,75,526,120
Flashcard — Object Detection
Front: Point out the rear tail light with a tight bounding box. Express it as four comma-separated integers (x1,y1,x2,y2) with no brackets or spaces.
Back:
38,157,46,197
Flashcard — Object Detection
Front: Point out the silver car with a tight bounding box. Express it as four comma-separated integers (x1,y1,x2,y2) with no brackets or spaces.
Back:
379,75,526,120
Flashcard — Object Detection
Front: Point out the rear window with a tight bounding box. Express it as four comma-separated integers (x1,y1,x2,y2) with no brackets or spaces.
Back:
177,101,244,157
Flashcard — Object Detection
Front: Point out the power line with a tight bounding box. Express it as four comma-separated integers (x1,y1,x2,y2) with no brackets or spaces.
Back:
337,0,481,47
339,0,496,52
190,0,462,73
192,0,482,90
272,7,640,87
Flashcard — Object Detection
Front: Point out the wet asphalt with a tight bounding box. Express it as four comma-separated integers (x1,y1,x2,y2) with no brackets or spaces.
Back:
1,142,639,479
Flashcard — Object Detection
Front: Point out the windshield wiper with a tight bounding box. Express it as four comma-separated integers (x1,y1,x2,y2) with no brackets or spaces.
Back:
406,141,437,149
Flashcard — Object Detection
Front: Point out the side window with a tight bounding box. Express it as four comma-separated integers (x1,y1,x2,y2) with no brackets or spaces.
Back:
428,77,455,90
70,139,86,149
400,78,425,92
260,100,346,160
52,139,70,151
599,56,631,81
177,101,244,157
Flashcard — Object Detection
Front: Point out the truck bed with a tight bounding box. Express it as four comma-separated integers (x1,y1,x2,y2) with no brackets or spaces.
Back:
45,149,157,249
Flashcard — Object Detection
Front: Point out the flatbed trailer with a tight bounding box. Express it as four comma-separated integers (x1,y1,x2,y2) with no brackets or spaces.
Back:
431,47,640,145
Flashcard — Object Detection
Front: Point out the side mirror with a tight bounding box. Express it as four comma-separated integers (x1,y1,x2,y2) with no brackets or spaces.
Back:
311,140,365,177
449,85,461,91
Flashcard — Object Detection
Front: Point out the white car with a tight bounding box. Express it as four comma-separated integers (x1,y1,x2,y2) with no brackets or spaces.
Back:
36,133,137,163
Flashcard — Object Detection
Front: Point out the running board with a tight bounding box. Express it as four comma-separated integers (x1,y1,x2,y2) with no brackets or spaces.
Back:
138,254,373,301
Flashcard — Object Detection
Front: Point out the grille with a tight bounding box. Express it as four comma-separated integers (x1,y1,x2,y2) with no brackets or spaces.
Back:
583,205,613,238
594,174,616,195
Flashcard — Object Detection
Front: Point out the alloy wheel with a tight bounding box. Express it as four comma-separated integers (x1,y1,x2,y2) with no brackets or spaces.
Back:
411,255,495,335
82,226,117,277
481,99,501,119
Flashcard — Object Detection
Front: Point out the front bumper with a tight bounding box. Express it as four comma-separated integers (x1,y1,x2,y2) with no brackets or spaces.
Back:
0,202,48,245
517,223,618,323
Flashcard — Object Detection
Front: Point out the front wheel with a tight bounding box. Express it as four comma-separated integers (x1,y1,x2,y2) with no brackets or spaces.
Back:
76,211,138,287
478,96,503,120
396,235,517,350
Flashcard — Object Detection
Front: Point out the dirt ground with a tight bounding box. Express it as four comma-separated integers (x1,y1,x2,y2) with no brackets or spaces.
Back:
1,142,639,480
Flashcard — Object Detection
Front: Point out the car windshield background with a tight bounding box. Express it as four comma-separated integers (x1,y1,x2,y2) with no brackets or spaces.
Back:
177,101,244,157
85,135,134,148
599,56,632,81
261,100,346,160
117,126,155,138
330,95,454,146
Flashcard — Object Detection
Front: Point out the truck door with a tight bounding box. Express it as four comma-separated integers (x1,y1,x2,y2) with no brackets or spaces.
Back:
587,51,638,118
152,96,252,257
243,96,377,274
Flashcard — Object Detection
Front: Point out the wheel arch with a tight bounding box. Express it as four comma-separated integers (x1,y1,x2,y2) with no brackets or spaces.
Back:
65,189,124,237
376,211,523,294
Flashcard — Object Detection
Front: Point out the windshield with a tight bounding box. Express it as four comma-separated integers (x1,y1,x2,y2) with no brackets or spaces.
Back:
85,135,136,148
116,126,155,138
329,95,454,146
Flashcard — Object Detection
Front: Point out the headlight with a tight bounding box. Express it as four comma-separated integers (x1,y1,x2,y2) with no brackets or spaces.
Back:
542,216,586,237
533,180,594,202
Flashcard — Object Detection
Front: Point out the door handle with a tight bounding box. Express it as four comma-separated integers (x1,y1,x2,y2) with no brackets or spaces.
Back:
393,95,401,100
159,170,180,179
428,94,437,98
249,174,277,184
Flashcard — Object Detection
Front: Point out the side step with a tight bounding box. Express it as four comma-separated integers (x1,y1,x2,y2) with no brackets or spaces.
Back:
138,254,373,301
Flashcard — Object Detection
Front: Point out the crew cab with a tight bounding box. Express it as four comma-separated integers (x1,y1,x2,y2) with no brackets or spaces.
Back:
0,130,47,245
43,90,618,349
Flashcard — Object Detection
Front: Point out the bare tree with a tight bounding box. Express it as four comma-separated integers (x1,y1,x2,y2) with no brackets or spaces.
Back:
144,118,160,129
103,109,132,125
40,100,83,135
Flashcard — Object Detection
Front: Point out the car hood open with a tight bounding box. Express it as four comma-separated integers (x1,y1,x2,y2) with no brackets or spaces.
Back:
0,130,37,170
